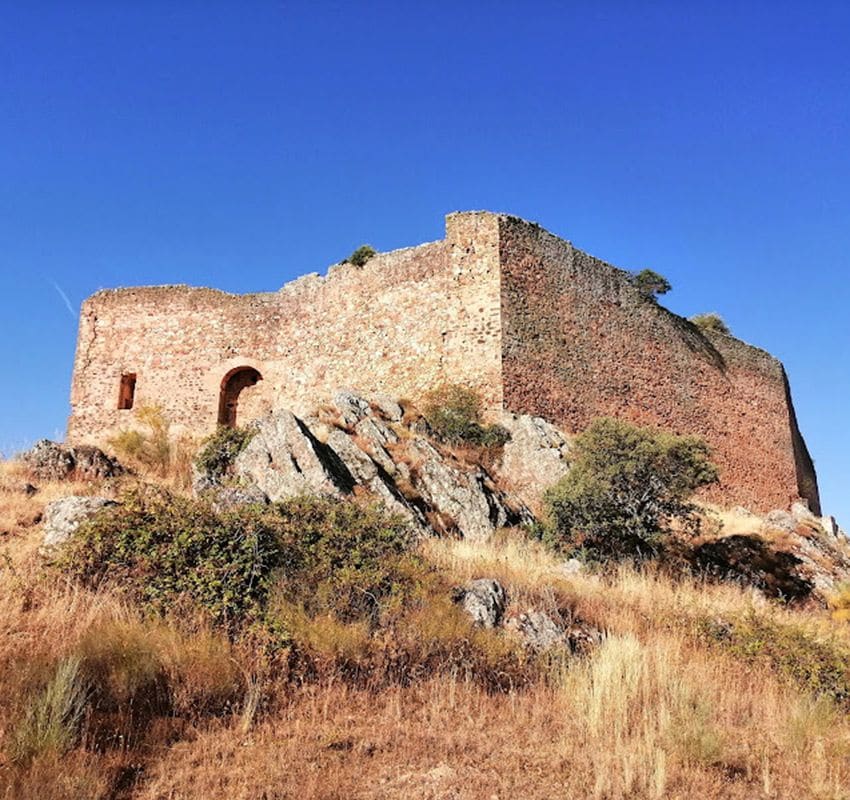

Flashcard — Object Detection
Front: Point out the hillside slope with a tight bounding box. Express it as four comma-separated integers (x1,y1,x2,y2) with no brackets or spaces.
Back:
0,396,850,800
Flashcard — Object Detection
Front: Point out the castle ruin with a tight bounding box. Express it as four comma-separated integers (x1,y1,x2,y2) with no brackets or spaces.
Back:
67,211,820,514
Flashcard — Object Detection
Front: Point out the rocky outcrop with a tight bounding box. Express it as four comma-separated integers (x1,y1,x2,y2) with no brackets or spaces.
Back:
41,496,116,552
453,579,507,628
408,439,518,541
202,392,537,540
233,411,351,500
498,414,571,511
453,578,603,651
23,440,124,482
694,505,850,605
505,609,603,653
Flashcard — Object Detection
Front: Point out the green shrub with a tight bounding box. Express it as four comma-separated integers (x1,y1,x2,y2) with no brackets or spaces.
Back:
346,244,376,267
59,489,418,631
422,384,510,448
544,417,718,560
59,488,289,626
195,425,254,482
690,312,731,335
631,268,671,300
264,495,420,625
9,656,89,764
699,614,850,707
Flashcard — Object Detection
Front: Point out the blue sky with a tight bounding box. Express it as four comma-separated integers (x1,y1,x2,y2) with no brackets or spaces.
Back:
1,1,847,521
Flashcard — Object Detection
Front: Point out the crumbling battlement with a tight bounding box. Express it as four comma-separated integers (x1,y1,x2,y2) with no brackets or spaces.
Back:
67,211,820,514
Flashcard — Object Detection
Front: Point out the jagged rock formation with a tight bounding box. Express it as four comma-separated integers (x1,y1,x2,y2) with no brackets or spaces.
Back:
197,392,552,541
22,439,124,482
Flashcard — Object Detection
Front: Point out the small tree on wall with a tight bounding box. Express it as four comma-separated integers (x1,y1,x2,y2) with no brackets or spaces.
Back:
690,312,731,335
631,269,672,300
345,245,377,267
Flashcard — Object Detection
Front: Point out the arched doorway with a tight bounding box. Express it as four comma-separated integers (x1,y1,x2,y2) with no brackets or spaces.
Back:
218,366,263,427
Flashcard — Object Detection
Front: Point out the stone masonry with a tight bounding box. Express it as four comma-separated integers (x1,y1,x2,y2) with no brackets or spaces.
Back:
66,211,820,514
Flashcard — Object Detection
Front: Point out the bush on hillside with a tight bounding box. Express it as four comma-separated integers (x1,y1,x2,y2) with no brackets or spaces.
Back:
699,613,850,707
59,488,417,630
422,384,510,448
690,312,731,335
544,417,718,560
195,425,255,482
631,268,671,300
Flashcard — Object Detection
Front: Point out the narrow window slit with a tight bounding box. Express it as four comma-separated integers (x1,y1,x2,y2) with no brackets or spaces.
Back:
118,373,136,410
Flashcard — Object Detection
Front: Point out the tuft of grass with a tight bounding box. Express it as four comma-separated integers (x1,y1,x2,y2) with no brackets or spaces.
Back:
108,405,196,488
829,582,850,623
562,634,725,798
9,655,89,765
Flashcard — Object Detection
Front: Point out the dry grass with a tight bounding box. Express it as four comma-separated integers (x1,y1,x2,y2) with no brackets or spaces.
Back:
3,469,850,798
130,647,850,800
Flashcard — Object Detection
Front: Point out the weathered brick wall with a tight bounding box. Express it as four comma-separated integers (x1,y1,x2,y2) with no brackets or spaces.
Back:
67,210,819,514
497,215,820,514
67,214,504,445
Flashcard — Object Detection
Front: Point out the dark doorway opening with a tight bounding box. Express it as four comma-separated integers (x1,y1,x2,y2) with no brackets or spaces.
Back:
218,367,262,427
118,373,137,410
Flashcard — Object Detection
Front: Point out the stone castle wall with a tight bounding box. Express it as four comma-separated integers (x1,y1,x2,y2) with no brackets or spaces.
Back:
67,211,819,513
497,216,819,513
67,212,504,444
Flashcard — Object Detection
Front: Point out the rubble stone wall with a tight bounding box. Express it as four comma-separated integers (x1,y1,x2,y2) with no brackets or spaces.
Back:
68,214,504,444
67,210,819,513
496,215,820,514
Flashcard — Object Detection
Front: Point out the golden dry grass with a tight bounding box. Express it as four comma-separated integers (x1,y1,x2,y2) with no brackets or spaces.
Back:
3,466,850,798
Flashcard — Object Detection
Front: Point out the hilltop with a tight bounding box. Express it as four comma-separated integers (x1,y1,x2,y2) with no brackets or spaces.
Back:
1,389,849,799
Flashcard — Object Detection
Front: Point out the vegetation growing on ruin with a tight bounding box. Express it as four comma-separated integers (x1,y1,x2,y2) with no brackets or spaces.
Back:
421,384,510,448
690,312,731,335
543,417,718,560
631,268,672,299
194,425,255,482
345,244,377,267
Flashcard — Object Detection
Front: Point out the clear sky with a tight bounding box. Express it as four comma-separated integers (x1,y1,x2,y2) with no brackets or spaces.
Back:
1,2,847,521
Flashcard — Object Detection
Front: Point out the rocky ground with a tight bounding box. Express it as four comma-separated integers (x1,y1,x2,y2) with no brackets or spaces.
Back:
4,393,850,799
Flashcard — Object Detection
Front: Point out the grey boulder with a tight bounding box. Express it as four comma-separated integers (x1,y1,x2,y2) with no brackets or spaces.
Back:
23,440,123,482
41,496,116,552
505,610,568,651
454,579,507,628
233,411,352,501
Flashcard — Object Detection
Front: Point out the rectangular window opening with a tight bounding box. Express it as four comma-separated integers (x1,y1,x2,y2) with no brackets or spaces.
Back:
118,373,137,410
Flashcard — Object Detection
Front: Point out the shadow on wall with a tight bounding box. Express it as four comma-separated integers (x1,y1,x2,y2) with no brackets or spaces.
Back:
655,305,727,373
